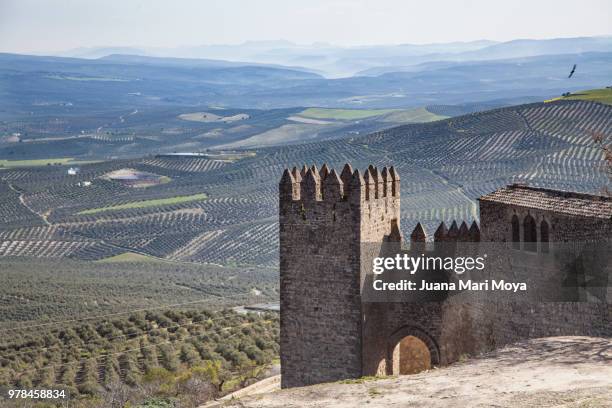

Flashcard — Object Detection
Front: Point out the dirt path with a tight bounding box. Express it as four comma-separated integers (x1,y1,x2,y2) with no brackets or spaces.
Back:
7,182,51,226
222,336,612,407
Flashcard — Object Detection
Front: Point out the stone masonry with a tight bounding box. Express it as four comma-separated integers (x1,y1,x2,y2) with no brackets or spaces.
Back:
279,164,612,389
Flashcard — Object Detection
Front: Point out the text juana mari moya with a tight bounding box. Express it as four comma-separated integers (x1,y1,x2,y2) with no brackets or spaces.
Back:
371,254,527,292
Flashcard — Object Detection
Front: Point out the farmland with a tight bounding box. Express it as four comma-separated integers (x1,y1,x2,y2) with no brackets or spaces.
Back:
298,107,448,123
0,158,79,168
178,112,251,123
0,258,277,326
0,257,278,406
77,193,208,215
0,307,279,406
380,107,448,123
547,87,612,105
300,108,400,120
0,98,610,406
96,251,164,263
0,99,609,269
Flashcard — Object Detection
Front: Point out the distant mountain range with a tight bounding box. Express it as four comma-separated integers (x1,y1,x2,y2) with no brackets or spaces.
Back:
1,49,610,113
57,36,612,78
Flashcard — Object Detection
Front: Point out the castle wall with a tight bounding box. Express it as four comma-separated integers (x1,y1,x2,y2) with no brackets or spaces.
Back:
361,222,491,377
280,166,611,389
479,199,611,349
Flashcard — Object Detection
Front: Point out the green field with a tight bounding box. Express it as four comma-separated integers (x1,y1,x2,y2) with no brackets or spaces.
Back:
546,88,612,105
300,107,399,120
0,158,102,168
381,107,448,123
78,193,208,215
0,158,74,168
96,252,164,263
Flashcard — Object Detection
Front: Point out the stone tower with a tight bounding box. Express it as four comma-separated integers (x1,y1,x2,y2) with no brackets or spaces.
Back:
279,163,401,388
280,166,611,389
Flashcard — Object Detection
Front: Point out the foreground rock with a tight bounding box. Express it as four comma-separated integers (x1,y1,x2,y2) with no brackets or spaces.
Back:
223,337,612,407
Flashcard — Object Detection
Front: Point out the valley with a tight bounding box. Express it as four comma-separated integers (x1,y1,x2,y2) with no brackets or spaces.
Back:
0,40,611,407
0,98,609,272
0,0,611,401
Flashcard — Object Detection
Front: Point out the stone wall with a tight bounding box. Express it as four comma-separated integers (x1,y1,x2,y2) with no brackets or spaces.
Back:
279,164,400,388
280,166,611,389
479,199,612,243
479,198,611,349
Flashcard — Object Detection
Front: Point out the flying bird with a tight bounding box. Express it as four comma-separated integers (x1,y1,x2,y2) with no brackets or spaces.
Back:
568,64,577,78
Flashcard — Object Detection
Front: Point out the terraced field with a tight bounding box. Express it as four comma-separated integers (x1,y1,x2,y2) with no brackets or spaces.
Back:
0,100,610,268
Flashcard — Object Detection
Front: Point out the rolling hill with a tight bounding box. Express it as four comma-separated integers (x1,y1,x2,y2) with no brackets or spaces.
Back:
0,98,610,405
0,99,609,268
2,50,611,122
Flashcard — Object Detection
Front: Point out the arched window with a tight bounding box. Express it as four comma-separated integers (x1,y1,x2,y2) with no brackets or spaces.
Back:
511,215,520,249
540,220,550,253
523,215,537,252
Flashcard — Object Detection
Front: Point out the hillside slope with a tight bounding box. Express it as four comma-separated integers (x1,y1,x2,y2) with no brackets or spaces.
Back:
547,87,612,105
0,100,610,267
221,337,612,408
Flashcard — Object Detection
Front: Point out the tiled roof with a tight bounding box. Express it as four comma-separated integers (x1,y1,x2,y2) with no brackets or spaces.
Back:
479,184,612,219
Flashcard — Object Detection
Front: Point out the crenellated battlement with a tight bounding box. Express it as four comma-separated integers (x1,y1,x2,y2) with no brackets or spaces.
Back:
409,220,480,243
279,163,400,203
435,220,480,242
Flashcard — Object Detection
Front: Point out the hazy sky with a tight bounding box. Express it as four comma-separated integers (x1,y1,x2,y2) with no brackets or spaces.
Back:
1,0,611,53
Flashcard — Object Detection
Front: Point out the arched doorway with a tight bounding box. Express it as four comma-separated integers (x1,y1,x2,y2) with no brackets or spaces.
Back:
395,336,431,374
387,326,440,376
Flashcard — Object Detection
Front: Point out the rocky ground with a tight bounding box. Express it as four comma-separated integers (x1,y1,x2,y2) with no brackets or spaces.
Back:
218,336,612,407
